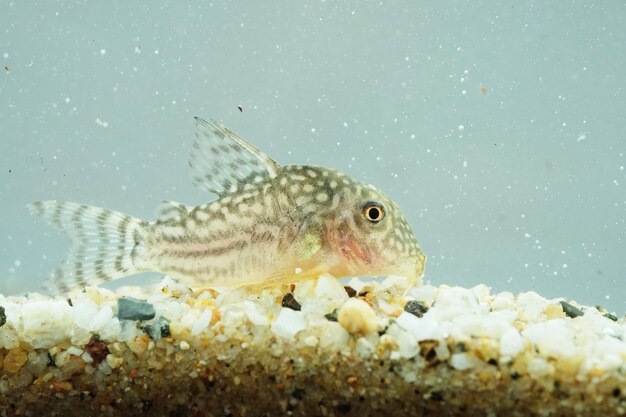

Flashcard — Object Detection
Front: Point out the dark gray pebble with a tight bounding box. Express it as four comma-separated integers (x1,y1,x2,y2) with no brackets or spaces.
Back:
140,316,171,340
117,297,156,321
0,306,5,327
404,300,429,318
324,309,338,322
559,301,584,318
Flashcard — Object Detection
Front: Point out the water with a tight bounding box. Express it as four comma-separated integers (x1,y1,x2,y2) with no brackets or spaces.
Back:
1,1,624,313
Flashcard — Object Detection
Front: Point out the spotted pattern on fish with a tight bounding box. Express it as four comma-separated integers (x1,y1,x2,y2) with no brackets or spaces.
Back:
29,117,426,293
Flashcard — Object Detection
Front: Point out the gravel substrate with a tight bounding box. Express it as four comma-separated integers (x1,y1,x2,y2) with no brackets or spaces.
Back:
1,275,624,417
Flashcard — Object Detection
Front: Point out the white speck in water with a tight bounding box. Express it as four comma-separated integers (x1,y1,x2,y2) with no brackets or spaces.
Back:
562,264,568,268
310,128,316,133
620,166,624,171
64,97,70,103
95,118,109,128
576,132,587,142
458,125,464,131
605,294,611,300
100,49,106,55
134,46,142,54
462,160,467,168
154,49,160,55
294,267,302,274
343,122,348,127
3,52,8,59
14,259,21,267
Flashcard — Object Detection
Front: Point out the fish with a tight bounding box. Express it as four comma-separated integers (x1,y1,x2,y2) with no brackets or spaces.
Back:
29,117,426,293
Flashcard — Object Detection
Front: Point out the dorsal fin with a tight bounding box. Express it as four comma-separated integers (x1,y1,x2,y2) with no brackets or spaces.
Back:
188,117,281,197
155,200,192,223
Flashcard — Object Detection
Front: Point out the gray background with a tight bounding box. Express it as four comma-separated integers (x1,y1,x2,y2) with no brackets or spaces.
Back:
1,1,624,313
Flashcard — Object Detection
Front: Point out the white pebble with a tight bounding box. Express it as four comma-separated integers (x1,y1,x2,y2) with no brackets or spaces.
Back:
242,301,269,326
191,309,213,335
396,312,443,341
499,327,525,359
271,308,307,339
450,352,478,370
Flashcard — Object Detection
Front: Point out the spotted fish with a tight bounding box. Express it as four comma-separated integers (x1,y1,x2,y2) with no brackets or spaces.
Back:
29,117,426,293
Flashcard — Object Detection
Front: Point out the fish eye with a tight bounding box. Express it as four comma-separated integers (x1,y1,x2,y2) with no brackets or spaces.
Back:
362,202,385,223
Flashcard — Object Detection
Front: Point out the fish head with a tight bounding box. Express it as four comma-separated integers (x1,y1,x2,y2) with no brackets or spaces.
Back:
288,165,426,284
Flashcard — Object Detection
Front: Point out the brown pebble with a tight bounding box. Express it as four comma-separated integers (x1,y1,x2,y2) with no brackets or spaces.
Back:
3,348,28,374
346,375,358,386
50,379,73,393
281,293,301,311
344,286,357,297
84,336,110,364
419,340,440,364
62,355,85,376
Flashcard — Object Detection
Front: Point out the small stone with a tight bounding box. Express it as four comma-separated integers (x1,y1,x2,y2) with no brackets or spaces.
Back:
0,305,6,327
338,299,378,334
84,336,110,364
117,297,156,321
404,300,429,318
127,335,150,355
271,308,307,339
62,355,85,376
281,293,301,311
450,352,478,370
559,301,583,318
324,309,338,322
292,388,306,399
344,286,357,297
595,305,619,322
50,379,73,393
105,354,124,369
140,316,171,340
191,309,214,335
179,340,190,351
419,340,440,363
3,348,28,373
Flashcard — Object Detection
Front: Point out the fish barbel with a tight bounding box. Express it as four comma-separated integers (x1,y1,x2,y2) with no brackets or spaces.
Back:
29,118,426,293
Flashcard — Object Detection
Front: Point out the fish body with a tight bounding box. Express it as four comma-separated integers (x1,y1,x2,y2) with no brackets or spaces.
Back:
30,118,426,293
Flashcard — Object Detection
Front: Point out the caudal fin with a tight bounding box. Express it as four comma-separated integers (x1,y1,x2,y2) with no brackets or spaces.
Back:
28,200,150,293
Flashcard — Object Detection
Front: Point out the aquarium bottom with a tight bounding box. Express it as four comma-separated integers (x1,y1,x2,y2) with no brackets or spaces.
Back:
0,275,624,417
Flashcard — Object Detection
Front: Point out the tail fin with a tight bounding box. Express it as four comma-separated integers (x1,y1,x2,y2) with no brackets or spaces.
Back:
28,200,150,293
